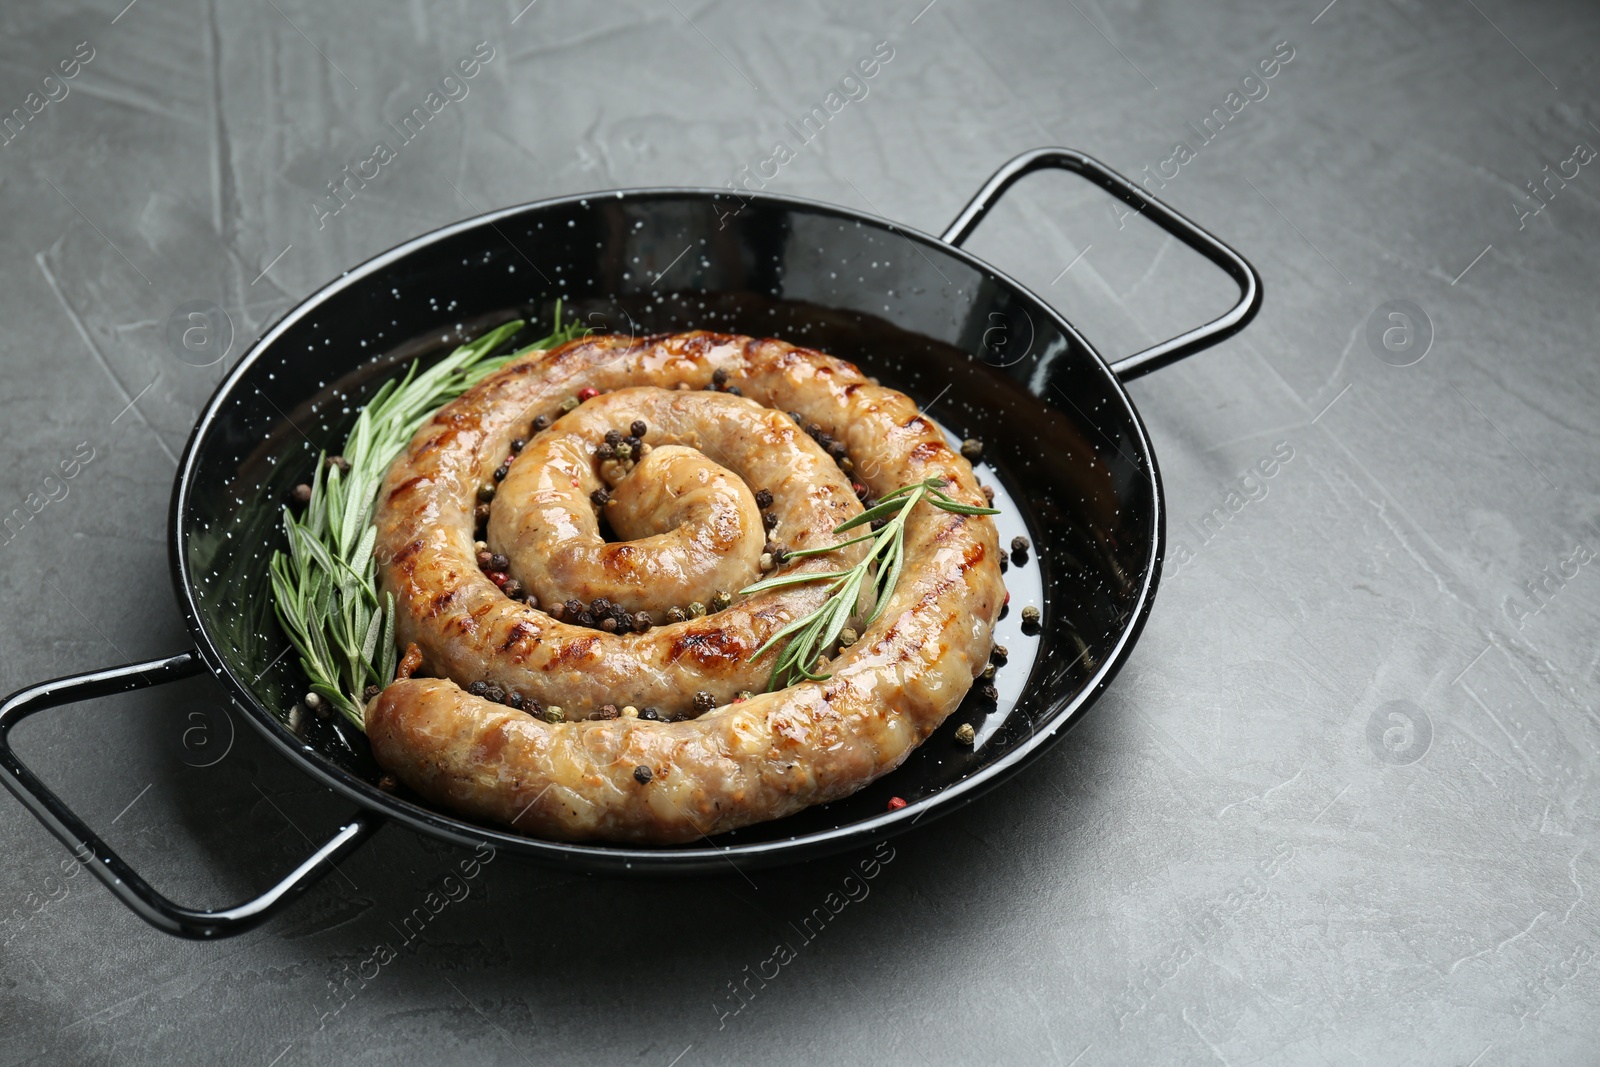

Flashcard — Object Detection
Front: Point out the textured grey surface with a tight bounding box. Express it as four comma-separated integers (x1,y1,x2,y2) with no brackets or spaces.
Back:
1,0,1597,1063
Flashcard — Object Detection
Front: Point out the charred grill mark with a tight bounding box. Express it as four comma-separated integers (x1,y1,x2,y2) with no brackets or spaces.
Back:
426,586,463,618
388,474,429,502
909,441,947,462
544,634,600,670
667,627,750,669
501,620,537,654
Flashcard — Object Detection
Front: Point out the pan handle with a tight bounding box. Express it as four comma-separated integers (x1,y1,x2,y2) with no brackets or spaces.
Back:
0,650,382,940
941,147,1263,381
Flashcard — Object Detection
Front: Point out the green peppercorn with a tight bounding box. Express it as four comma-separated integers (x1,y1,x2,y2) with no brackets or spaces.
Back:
687,601,706,619
954,723,976,746
710,589,732,612
543,705,565,723
981,663,997,681
614,442,633,461
665,606,687,624
559,396,579,413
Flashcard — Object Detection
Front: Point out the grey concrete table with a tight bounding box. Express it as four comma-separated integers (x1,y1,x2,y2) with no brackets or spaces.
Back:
1,0,1596,1063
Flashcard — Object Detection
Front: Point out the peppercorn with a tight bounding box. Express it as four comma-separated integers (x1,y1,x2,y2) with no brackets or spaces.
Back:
982,484,996,504
598,704,620,720
806,423,823,438
532,414,551,431
493,464,509,482
954,723,976,746
887,796,908,811
665,606,687,624
622,705,639,717
763,512,778,531
549,602,566,620
378,774,398,792
979,682,999,702
596,443,615,460
982,663,997,681
291,483,312,506
474,503,492,525
725,385,742,397
525,698,544,719
363,684,381,702
687,601,706,619
838,627,858,647
605,429,623,446
828,441,848,461
789,411,805,425
305,691,328,717
590,597,610,615
640,707,662,721
510,437,527,453
754,488,774,510
559,396,579,413
634,765,654,784
600,617,618,633
712,368,729,386
575,611,596,628
1021,606,1041,631
862,496,879,510
633,611,652,632
1012,535,1031,555
631,419,647,438
506,692,525,710
327,455,352,474
615,442,634,461
736,690,754,702
870,518,888,531
577,386,600,401
503,578,524,600
760,552,775,572
565,598,585,618
544,705,565,723
483,685,506,704
692,690,716,714
998,556,1008,573
991,645,1009,664
710,589,732,612
840,457,854,472
490,553,510,572
591,487,611,507
765,541,787,564
524,592,540,611
816,432,835,451
476,548,494,569
961,438,984,462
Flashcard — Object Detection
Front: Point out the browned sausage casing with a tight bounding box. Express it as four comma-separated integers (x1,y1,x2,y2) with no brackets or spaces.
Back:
368,332,1004,843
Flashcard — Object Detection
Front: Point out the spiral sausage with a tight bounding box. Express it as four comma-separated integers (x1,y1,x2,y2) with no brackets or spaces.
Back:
368,331,1004,843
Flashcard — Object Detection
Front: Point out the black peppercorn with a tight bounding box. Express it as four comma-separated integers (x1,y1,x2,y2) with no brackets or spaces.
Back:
474,503,492,525
524,592,539,611
483,685,506,704
506,692,525,710
991,644,1009,664
725,385,742,396
489,553,509,572
754,488,774,510
816,432,835,451
1011,536,1031,555
631,419,647,438
999,555,1009,573
503,578,524,600
605,428,622,446
640,707,662,721
979,682,999,702
633,611,652,633
493,464,509,482
591,487,611,507
692,690,716,714
591,597,611,615
468,680,489,696
763,512,779,530
565,598,585,619
828,441,847,460
961,438,984,462
788,411,805,425
634,765,654,784
533,414,551,431
982,484,996,504
712,368,729,386
576,611,596,628
510,437,527,453
623,435,641,453
596,443,615,460
363,684,381,702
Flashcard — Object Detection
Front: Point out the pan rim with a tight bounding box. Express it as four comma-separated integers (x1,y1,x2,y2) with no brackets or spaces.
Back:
168,183,1166,869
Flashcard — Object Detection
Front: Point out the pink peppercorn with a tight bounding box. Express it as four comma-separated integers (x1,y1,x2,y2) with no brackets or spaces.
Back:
887,796,907,811
577,387,600,402
487,571,510,588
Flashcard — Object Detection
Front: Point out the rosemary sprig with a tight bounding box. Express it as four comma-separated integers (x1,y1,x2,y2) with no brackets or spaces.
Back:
268,307,586,728
741,477,1000,691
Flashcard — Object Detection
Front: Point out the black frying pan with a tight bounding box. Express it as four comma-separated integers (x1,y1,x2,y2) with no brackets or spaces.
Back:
0,149,1260,939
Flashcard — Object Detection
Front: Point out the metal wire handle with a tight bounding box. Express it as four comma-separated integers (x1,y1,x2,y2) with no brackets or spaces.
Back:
941,147,1263,381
